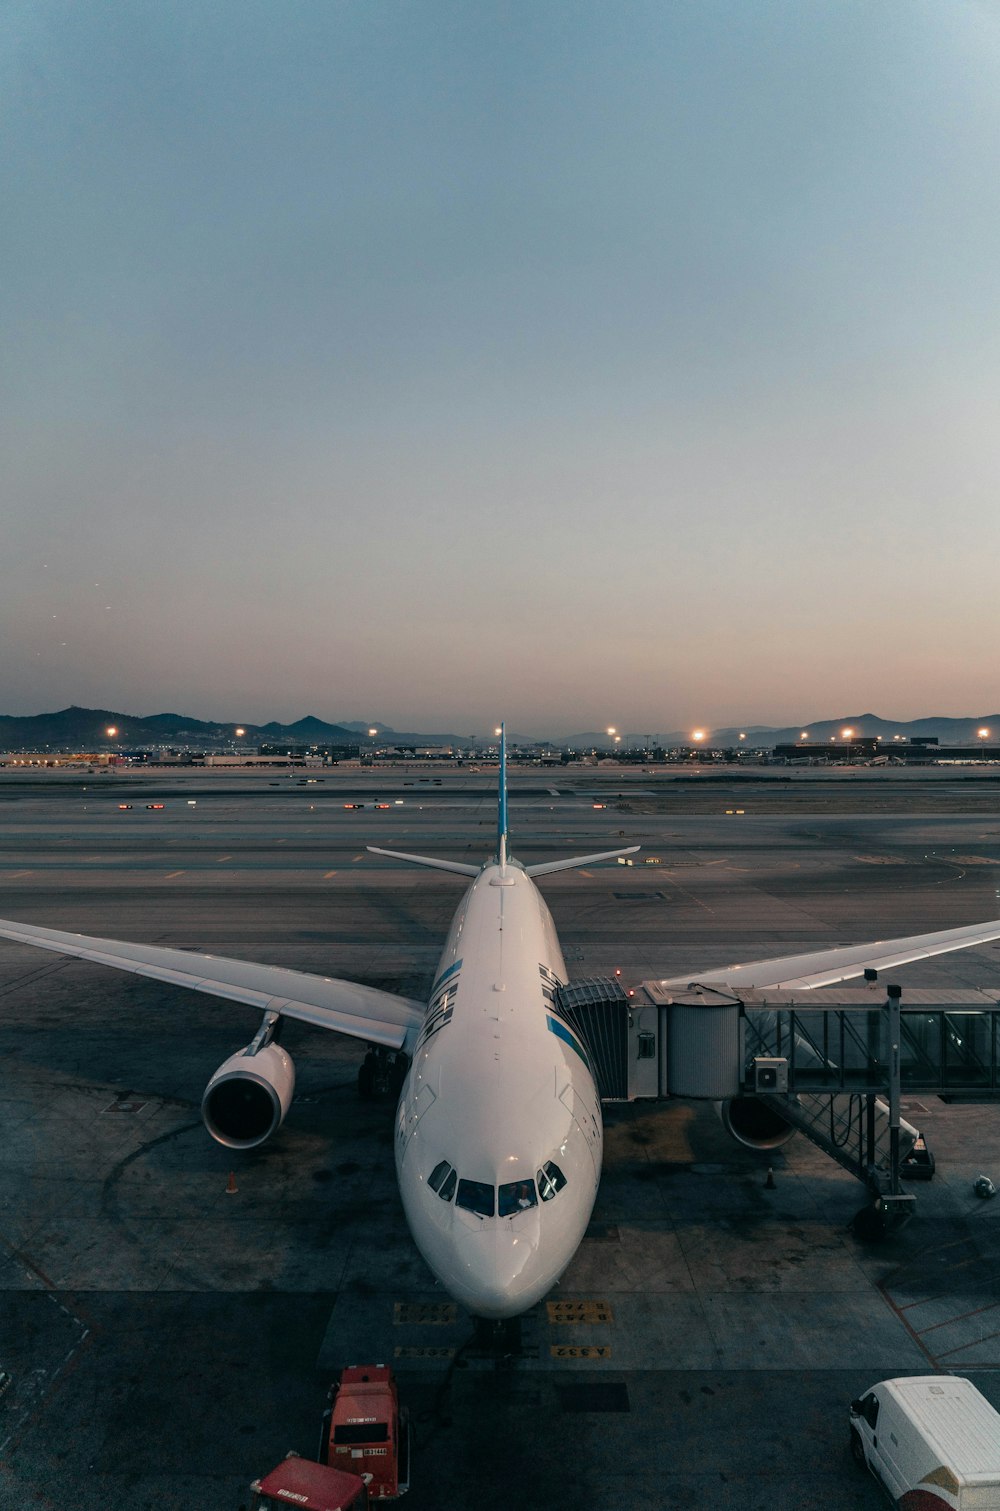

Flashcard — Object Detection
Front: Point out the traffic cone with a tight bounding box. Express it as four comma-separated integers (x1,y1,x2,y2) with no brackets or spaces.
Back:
226,1170,238,1195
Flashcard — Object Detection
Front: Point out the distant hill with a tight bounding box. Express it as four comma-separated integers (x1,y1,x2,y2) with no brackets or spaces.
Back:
565,714,1000,748
0,706,477,750
678,714,1000,748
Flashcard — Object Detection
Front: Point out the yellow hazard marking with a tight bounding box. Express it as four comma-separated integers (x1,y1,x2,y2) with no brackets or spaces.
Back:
353,853,364,862
579,869,593,877
550,1345,612,1359
8,870,32,878
324,870,337,879
217,854,232,861
394,1301,457,1325
394,1346,456,1360
547,1300,614,1325
164,870,184,879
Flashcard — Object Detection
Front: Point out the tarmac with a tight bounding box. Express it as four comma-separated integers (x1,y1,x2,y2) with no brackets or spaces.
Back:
1,763,1000,1509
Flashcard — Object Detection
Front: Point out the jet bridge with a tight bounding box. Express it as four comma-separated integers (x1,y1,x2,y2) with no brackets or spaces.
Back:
557,977,1000,1218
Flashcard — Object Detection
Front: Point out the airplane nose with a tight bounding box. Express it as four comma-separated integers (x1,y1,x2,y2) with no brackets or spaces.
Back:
468,1223,549,1319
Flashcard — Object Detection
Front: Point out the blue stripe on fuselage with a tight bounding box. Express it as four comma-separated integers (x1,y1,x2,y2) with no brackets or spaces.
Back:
546,1014,592,1074
430,957,463,996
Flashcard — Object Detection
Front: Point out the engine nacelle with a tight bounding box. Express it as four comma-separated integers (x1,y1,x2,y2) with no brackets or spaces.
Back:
202,1042,295,1149
717,1096,797,1151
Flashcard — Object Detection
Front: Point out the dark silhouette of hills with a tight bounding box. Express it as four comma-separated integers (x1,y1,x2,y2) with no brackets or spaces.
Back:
0,706,472,749
3,705,999,752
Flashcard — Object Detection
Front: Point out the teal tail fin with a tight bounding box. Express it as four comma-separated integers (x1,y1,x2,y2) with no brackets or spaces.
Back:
497,721,508,865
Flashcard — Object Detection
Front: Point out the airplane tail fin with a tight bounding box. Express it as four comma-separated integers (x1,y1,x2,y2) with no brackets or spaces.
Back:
368,725,638,879
497,721,508,866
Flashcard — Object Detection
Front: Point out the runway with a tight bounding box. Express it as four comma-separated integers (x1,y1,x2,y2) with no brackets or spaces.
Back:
2,765,999,1507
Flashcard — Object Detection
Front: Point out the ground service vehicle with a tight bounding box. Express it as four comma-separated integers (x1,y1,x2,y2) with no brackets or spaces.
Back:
321,1365,410,1499
250,1453,368,1511
849,1375,1000,1508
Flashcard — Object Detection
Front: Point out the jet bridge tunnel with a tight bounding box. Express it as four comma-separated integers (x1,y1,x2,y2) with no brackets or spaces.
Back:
555,978,1000,1212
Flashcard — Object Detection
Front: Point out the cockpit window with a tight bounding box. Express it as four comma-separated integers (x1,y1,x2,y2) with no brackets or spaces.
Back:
537,1161,567,1201
498,1179,538,1217
428,1160,457,1201
456,1178,495,1218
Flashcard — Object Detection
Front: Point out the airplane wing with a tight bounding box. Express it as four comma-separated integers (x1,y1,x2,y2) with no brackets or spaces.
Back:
0,918,425,1050
655,917,1000,993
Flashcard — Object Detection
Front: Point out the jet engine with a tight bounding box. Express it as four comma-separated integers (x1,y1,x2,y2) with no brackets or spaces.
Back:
202,1042,295,1149
717,1096,797,1151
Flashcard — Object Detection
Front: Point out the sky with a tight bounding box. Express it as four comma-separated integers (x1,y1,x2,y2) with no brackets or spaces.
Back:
4,1,1000,738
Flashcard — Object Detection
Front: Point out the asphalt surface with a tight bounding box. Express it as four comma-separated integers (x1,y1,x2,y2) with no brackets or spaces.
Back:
1,764,999,1509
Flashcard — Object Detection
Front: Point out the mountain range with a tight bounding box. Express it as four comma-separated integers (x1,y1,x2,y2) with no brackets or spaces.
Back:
0,707,473,750
1,707,998,751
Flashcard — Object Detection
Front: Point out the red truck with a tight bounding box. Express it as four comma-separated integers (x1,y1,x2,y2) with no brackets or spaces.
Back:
321,1365,410,1500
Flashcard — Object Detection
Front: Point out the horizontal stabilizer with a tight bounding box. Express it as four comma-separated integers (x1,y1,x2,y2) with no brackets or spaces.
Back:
526,846,641,877
366,846,480,877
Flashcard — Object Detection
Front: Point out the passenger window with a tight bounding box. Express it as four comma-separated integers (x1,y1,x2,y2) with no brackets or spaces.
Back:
864,1396,879,1429
455,1178,494,1218
428,1161,457,1201
537,1161,568,1201
498,1179,538,1217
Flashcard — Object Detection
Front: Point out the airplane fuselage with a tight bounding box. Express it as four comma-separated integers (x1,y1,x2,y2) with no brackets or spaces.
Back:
395,859,602,1318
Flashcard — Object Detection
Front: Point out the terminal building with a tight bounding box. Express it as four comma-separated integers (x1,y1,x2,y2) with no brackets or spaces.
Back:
773,737,1000,764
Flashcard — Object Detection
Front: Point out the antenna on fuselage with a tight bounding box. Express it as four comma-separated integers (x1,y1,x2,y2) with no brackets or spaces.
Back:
497,721,508,868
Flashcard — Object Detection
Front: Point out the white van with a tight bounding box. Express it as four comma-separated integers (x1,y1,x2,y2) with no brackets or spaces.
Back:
849,1376,1000,1508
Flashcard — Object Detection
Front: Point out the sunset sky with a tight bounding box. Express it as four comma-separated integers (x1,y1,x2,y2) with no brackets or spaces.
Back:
4,2,1000,737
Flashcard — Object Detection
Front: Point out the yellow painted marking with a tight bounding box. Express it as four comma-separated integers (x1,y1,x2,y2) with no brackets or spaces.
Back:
352,853,364,862
547,1300,614,1325
8,870,32,878
164,870,184,879
550,1345,612,1359
217,854,232,861
394,1301,457,1325
323,870,338,879
394,1346,456,1360
579,869,593,878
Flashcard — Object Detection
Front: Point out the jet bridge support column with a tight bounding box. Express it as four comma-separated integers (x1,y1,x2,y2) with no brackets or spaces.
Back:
888,984,901,1195
882,983,910,1219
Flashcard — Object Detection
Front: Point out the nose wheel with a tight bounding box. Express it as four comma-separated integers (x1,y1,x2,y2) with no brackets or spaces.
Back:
472,1316,522,1357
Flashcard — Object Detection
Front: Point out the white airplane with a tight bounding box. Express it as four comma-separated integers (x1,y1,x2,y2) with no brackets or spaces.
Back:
3,726,1000,1320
